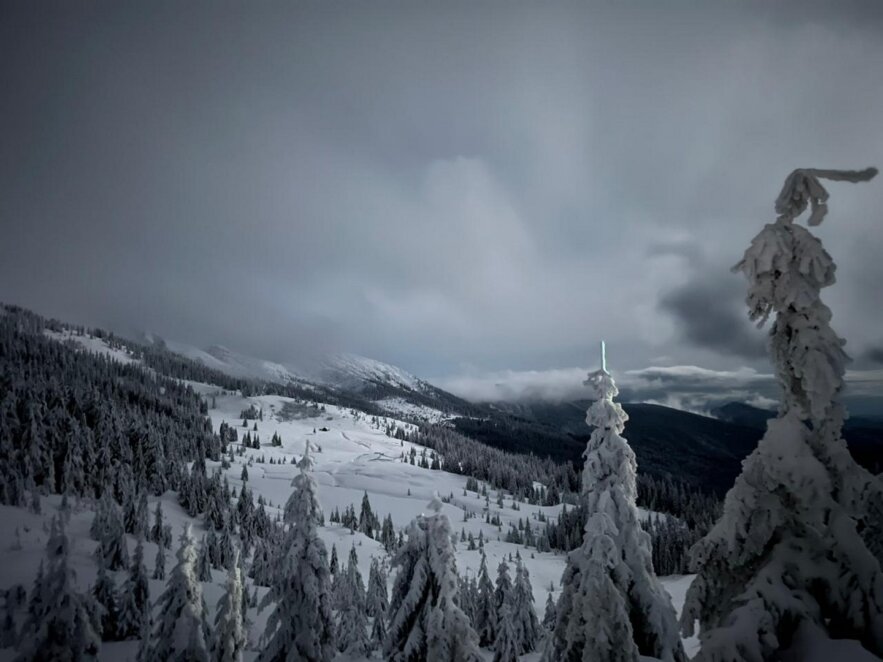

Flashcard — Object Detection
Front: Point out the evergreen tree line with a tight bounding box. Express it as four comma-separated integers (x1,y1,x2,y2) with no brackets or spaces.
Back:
541,493,718,576
404,424,721,574
328,492,401,553
0,305,219,506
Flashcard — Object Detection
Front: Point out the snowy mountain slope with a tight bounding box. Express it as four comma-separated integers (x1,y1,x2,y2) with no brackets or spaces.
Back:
43,328,139,365
150,337,477,423
0,372,699,661
11,306,880,660
312,353,428,393
165,341,313,388
2,309,708,660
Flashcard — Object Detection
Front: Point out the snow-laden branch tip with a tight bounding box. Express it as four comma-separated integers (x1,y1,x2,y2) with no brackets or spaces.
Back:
774,167,877,225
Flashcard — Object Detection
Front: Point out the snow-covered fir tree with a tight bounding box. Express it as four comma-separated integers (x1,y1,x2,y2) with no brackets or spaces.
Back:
248,538,272,587
366,557,389,653
91,552,120,641
384,496,482,662
142,523,210,662
93,493,129,572
474,549,496,647
152,544,166,581
492,597,521,662
117,538,151,640
493,559,512,626
682,167,883,660
542,589,557,634
213,548,246,662
545,343,684,662
512,554,540,654
196,535,213,582
335,546,369,656
329,544,339,576
552,512,641,661
149,502,169,549
258,441,335,662
16,515,102,661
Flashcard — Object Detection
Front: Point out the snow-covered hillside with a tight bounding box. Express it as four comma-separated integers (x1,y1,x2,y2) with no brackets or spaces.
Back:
311,354,429,394
2,328,699,661
43,328,139,366
166,342,312,389
153,337,469,424
0,377,699,661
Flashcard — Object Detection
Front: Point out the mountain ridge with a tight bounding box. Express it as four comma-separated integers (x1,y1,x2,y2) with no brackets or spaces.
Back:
17,303,883,495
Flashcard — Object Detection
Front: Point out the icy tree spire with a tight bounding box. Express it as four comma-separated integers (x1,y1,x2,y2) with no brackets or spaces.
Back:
683,167,883,660
545,343,685,662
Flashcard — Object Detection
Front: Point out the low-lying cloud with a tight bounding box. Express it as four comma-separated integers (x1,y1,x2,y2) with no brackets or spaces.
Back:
437,363,883,416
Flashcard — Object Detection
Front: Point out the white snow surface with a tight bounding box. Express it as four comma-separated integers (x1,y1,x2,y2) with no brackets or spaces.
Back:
43,328,139,365
0,376,705,661
313,353,429,392
374,397,455,424
166,341,312,387
165,340,434,398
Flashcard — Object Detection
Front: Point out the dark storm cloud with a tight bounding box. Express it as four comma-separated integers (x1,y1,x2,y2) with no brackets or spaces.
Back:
658,277,767,361
1,1,882,381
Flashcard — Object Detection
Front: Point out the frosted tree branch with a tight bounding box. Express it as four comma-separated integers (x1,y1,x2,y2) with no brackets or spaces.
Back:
774,167,877,225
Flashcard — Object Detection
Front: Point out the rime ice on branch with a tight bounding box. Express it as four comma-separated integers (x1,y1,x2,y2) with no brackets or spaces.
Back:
544,342,685,662
682,167,883,660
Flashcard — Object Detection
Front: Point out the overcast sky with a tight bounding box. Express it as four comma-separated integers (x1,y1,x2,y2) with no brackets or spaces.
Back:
2,1,882,405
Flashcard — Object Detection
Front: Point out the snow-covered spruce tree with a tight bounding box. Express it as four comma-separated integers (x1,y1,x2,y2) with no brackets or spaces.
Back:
152,544,166,581
142,524,210,662
512,554,540,654
553,512,641,662
213,549,246,662
492,597,521,662
149,501,167,548
545,344,684,662
16,515,102,661
258,441,335,662
197,535,213,582
118,538,151,640
366,557,389,652
682,167,883,660
329,544,339,576
248,537,272,587
493,559,512,625
384,496,482,662
475,549,496,646
93,493,130,571
92,552,120,641
336,546,369,655
542,589,557,634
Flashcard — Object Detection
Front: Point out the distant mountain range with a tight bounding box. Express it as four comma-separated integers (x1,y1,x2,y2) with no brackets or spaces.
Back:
151,334,881,496
33,311,883,497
